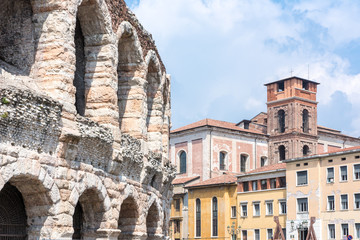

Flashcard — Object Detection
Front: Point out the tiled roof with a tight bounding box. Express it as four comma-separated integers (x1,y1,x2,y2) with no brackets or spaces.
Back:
171,118,265,135
185,173,238,188
319,145,360,156
245,163,286,174
172,175,200,185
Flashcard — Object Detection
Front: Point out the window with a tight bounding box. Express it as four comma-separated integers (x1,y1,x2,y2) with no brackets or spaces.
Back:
267,229,273,240
261,179,268,190
279,177,286,188
242,230,247,240
297,171,308,186
303,145,309,156
252,181,258,191
302,109,309,133
355,223,360,239
278,81,284,92
327,196,335,211
196,199,201,237
341,223,349,237
297,198,308,213
266,202,273,215
241,204,248,217
328,224,335,239
302,80,309,90
340,166,348,181
261,156,267,167
355,193,360,209
219,151,226,170
243,182,249,192
240,154,248,172
327,167,334,183
254,229,260,240
270,178,276,189
279,145,286,161
253,202,260,216
175,199,180,211
212,197,218,236
341,194,348,210
174,220,180,233
179,151,186,174
278,110,286,133
231,206,236,218
354,164,360,180
279,201,286,214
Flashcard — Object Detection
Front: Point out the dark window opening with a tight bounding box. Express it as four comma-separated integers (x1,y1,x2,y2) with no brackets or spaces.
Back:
302,81,309,90
243,182,249,192
278,81,285,92
270,178,276,189
196,199,201,237
279,177,286,188
303,145,309,156
261,179,268,190
240,154,247,172
244,121,250,129
279,145,286,161
73,202,83,240
261,156,267,167
150,175,156,188
212,197,218,236
220,152,226,170
179,151,186,174
74,18,86,116
175,199,180,211
302,109,309,133
174,220,180,233
278,110,285,133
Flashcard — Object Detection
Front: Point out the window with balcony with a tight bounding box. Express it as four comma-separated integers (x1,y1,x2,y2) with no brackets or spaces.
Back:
340,166,348,181
327,167,334,183
327,196,334,211
297,198,308,213
341,194,348,210
297,171,308,186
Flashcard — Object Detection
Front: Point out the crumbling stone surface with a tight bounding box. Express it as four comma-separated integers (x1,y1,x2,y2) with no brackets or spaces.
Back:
0,0,175,239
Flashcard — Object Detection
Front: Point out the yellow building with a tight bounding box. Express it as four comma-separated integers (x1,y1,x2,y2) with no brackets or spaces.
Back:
285,146,360,240
237,163,287,240
186,174,238,240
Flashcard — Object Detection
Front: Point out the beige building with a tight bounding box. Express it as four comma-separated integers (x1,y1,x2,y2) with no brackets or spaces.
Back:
285,146,360,240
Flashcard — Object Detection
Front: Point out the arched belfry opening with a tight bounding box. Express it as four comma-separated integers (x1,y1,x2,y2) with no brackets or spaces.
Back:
0,0,35,74
118,196,139,239
146,202,160,239
303,145,310,156
0,183,27,239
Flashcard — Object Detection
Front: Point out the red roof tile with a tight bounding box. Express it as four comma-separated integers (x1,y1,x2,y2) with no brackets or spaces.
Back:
246,163,286,174
172,176,200,185
186,173,238,188
317,145,360,156
171,118,265,135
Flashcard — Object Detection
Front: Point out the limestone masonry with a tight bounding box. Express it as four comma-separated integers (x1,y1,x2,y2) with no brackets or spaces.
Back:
0,0,175,239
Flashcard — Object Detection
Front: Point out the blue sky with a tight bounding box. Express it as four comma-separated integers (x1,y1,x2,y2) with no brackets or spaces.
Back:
125,0,360,137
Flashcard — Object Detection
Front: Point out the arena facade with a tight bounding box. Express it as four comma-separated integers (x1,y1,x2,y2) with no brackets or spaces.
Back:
0,0,175,239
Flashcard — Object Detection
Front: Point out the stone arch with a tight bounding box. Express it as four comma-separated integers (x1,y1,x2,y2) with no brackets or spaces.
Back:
0,161,61,239
116,21,146,137
118,195,140,239
0,0,35,74
146,197,162,239
70,173,111,238
145,51,163,152
73,0,116,117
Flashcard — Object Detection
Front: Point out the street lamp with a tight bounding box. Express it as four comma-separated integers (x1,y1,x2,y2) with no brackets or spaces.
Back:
227,222,241,240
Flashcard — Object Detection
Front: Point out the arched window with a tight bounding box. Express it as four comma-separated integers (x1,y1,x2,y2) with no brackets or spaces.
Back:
179,151,187,174
212,197,218,236
219,151,227,170
196,199,201,237
303,145,309,156
279,145,286,161
261,156,268,167
240,154,248,172
302,109,309,133
278,110,285,133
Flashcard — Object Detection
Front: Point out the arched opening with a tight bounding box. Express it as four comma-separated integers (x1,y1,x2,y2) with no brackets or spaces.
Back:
219,151,227,170
73,202,84,240
0,183,27,239
279,145,286,161
179,151,187,174
118,197,139,239
212,197,218,237
303,145,310,156
146,202,160,238
278,110,285,133
0,0,35,74
240,154,248,172
195,199,201,237
302,109,309,133
260,156,268,167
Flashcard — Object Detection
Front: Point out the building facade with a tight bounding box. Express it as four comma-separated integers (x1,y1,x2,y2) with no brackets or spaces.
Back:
0,0,175,239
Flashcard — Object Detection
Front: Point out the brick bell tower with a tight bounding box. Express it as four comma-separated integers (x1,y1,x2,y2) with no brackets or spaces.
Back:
265,76,320,163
